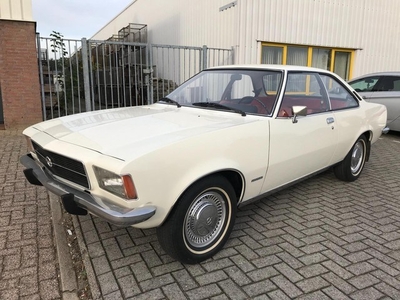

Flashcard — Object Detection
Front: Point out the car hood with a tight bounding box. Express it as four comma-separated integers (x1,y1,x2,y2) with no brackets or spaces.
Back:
32,104,259,160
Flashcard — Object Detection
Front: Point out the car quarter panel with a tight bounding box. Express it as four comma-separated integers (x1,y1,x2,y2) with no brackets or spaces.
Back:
363,92,400,131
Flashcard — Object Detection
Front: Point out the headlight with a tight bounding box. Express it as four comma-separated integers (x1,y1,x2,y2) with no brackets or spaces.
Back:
93,166,138,200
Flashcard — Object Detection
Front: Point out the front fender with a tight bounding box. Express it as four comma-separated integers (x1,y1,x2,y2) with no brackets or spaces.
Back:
124,121,270,228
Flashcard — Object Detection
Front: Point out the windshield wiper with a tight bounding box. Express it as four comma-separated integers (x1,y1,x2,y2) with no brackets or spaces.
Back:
159,97,181,108
192,102,246,116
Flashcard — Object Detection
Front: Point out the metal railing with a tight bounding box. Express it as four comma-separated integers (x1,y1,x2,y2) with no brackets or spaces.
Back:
37,35,234,120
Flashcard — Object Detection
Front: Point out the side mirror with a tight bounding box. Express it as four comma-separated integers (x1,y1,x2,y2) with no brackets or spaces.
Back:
292,106,307,123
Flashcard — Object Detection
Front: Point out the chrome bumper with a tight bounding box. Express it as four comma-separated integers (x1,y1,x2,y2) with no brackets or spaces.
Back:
20,153,156,227
382,127,390,134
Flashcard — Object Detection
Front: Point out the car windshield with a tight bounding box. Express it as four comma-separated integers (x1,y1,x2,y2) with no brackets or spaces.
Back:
164,69,283,116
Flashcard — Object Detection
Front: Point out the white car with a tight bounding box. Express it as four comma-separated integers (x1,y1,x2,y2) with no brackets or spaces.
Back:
21,65,388,264
348,72,400,131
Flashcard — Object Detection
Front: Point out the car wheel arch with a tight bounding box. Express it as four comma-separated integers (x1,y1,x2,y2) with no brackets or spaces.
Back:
158,169,245,226
363,130,372,161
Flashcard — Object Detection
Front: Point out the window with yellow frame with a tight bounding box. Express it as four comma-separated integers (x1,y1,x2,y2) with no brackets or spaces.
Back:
261,43,354,81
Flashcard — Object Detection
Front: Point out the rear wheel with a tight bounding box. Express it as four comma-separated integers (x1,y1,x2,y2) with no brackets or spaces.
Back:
334,135,367,182
157,175,237,264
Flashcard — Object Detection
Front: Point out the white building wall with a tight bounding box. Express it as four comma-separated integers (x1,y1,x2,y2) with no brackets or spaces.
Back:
235,0,400,76
93,0,400,77
92,0,238,49
0,0,33,21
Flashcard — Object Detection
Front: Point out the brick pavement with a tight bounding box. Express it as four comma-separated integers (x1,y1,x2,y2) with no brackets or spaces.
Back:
73,132,400,299
3,128,400,299
0,128,61,300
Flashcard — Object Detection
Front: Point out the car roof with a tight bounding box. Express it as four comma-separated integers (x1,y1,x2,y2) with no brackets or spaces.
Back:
349,71,400,82
208,64,334,74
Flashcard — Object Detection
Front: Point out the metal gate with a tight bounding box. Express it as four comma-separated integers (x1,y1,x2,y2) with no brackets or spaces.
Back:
36,35,233,120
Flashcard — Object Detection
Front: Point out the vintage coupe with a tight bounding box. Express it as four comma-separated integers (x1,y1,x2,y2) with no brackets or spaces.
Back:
21,65,388,264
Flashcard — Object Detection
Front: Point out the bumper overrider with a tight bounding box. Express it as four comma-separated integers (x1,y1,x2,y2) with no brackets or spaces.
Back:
20,153,156,227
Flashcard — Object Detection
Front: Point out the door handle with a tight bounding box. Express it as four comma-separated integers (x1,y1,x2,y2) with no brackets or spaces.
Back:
326,117,334,124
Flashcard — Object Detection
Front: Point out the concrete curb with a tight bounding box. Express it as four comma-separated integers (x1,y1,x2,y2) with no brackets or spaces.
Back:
50,193,79,300
72,215,102,300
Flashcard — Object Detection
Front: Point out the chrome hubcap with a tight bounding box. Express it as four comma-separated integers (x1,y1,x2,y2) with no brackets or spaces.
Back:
351,140,365,174
184,191,226,248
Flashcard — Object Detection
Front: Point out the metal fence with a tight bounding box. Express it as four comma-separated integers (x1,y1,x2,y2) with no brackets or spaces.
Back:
36,35,234,120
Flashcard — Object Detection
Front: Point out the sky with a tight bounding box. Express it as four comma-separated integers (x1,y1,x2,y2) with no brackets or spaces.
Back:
32,0,134,40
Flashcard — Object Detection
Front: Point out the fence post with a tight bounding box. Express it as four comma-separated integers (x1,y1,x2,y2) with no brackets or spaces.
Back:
147,44,154,104
202,45,208,70
36,34,47,120
81,38,92,112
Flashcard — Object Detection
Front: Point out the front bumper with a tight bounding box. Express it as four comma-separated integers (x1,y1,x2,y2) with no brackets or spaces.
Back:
20,153,156,227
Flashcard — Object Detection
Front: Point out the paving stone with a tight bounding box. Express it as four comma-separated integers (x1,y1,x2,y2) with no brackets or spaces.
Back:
298,263,329,278
118,275,141,298
274,262,304,283
322,260,353,280
242,279,276,297
371,269,400,289
349,287,384,300
346,261,376,276
217,279,248,300
322,286,351,300
322,272,356,295
348,273,380,289
223,266,251,287
195,270,228,285
298,253,328,266
276,251,304,269
130,288,164,300
92,255,112,275
0,130,61,300
296,276,330,294
97,272,120,295
322,249,351,267
139,274,175,292
270,275,302,298
162,283,188,300
344,250,373,263
185,283,222,300
297,290,331,300
172,269,199,291
267,289,291,300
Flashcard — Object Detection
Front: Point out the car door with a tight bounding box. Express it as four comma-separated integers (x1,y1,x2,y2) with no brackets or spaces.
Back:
363,76,400,131
261,72,339,193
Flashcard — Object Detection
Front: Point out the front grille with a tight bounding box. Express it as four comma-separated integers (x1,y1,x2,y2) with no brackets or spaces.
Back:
32,140,90,189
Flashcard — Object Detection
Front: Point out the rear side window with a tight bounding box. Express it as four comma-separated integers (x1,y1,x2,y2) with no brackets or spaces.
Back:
320,74,358,110
278,72,330,117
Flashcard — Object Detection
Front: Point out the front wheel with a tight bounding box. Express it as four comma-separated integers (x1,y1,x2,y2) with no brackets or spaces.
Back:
334,135,368,182
157,175,237,264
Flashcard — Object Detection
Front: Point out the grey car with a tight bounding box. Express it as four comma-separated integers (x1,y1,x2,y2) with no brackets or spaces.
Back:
349,72,400,131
